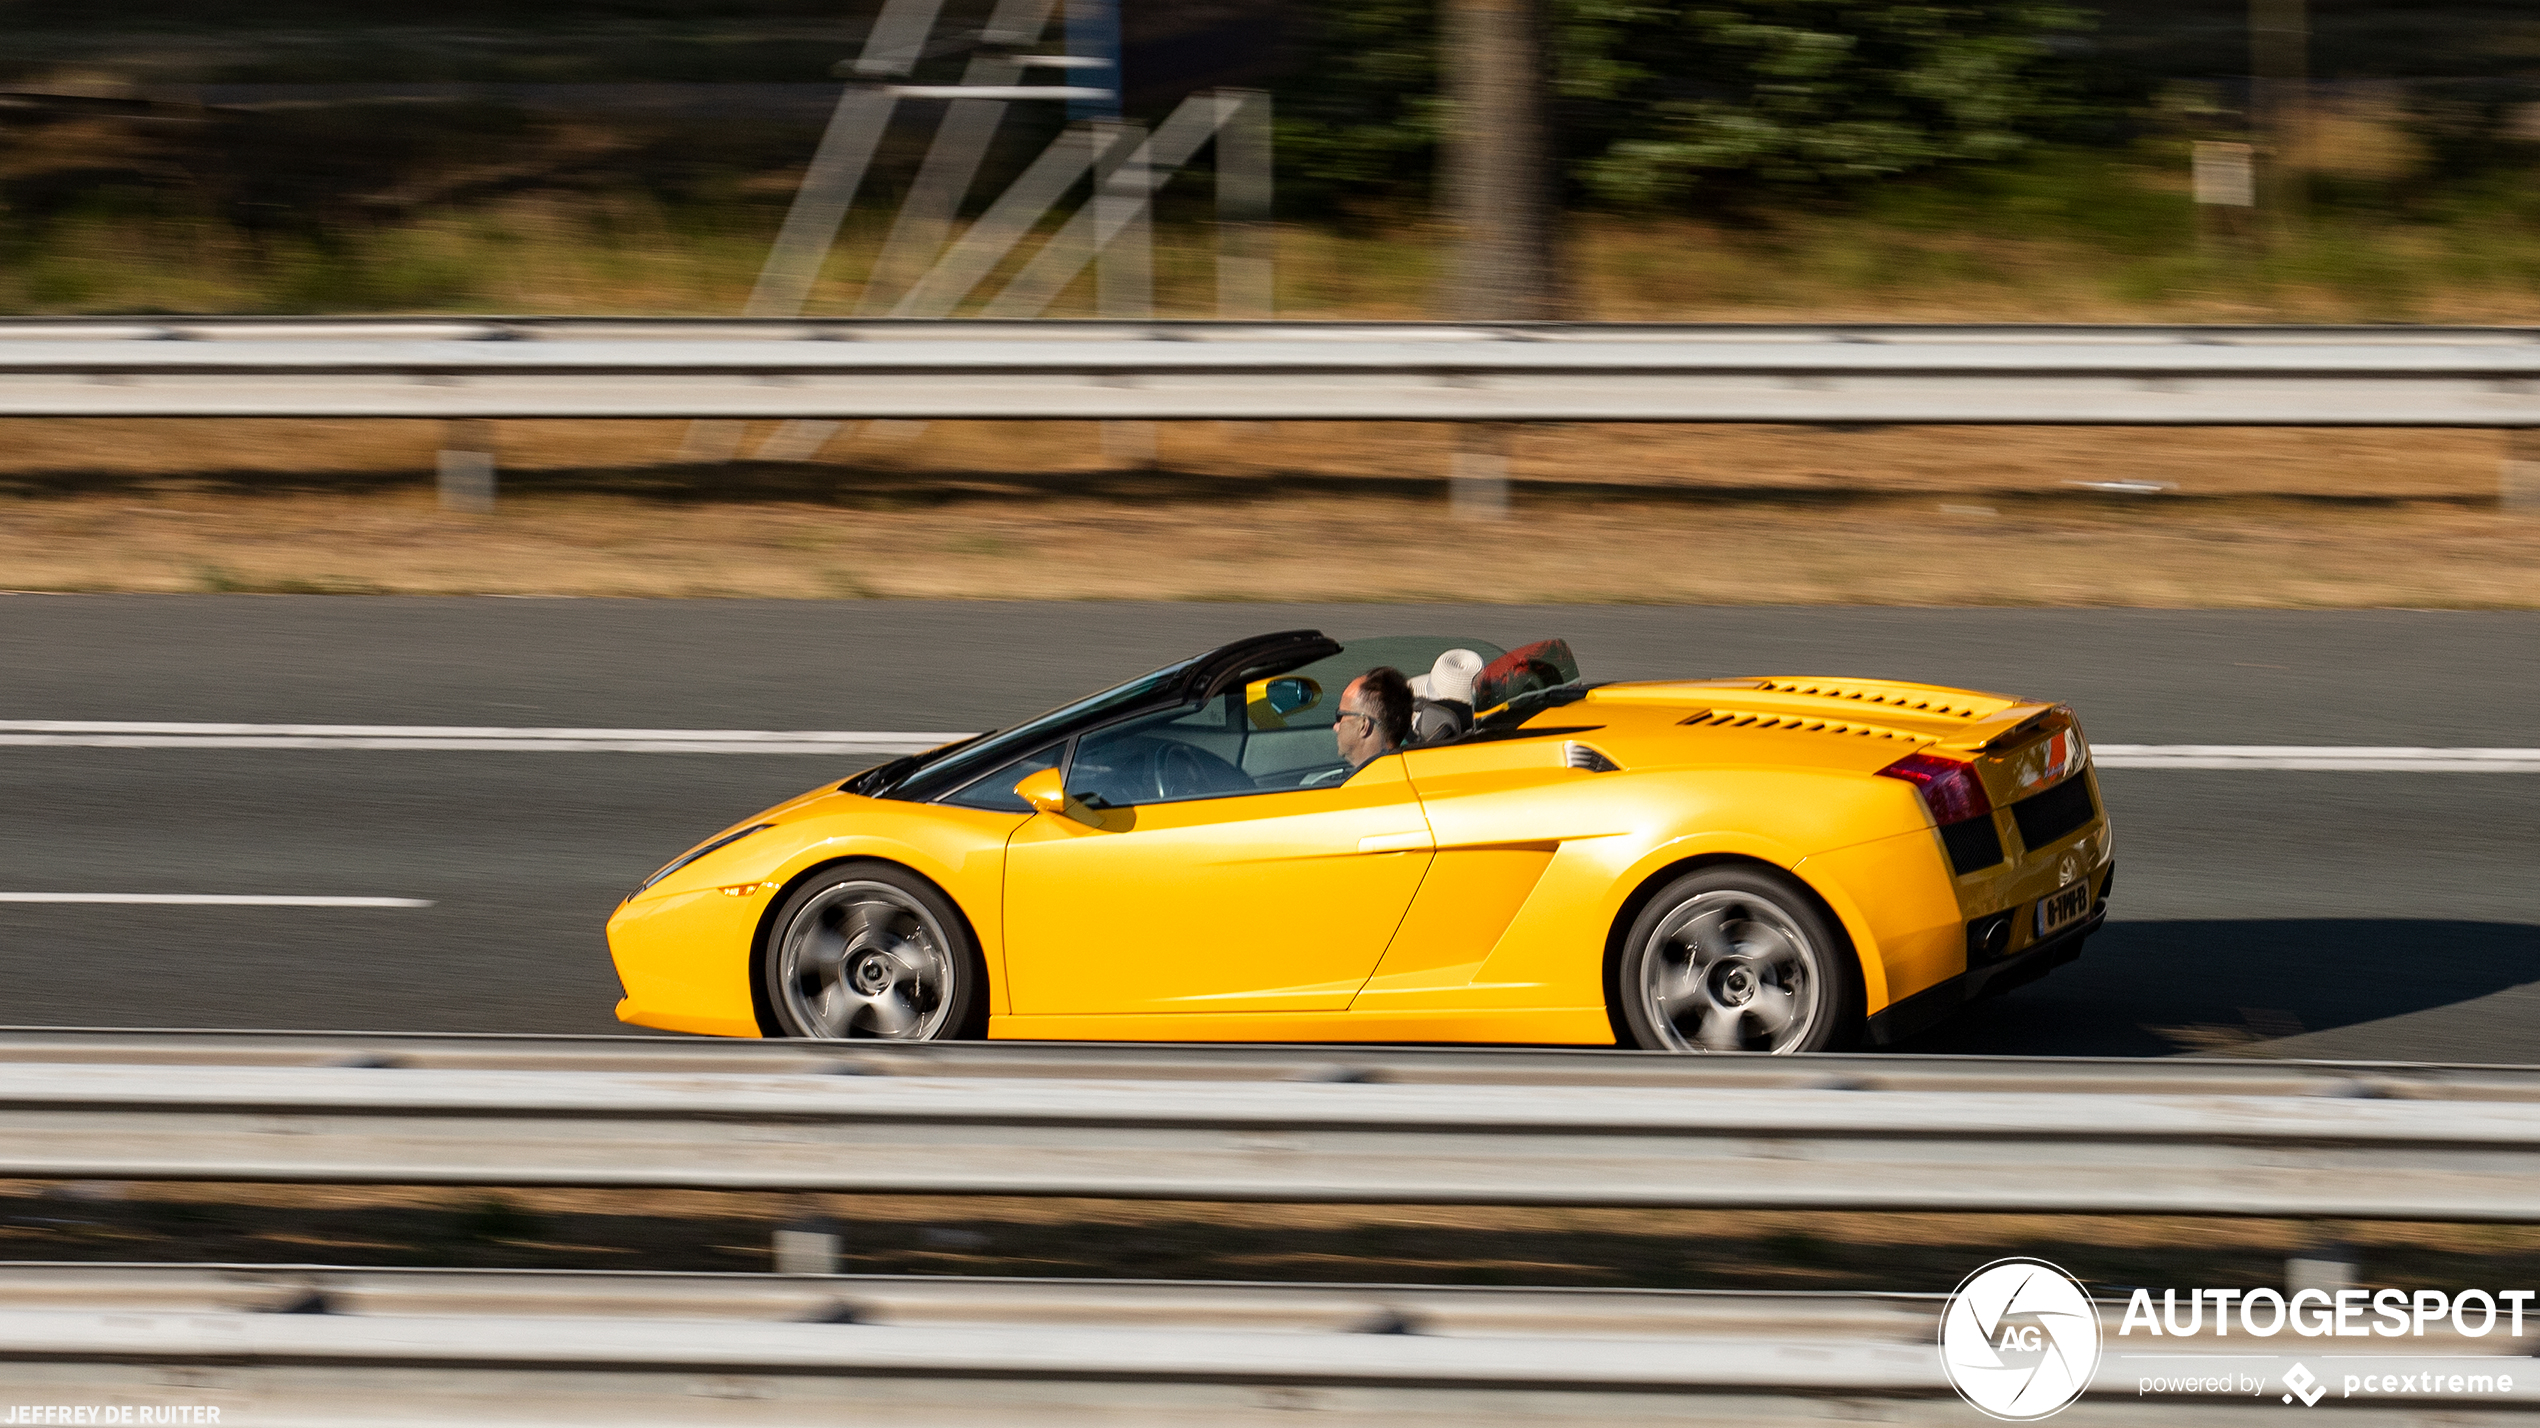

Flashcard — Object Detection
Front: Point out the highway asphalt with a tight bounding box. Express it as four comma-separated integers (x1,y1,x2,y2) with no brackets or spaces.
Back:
3,595,2535,1062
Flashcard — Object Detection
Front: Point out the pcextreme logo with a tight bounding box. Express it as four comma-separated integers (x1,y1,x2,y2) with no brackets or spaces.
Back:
1939,1258,2103,1420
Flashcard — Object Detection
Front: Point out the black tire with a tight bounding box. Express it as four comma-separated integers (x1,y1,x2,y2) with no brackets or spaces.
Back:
1615,865,1861,1054
762,862,987,1040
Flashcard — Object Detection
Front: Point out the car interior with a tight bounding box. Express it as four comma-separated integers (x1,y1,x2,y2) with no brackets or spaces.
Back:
939,637,1584,812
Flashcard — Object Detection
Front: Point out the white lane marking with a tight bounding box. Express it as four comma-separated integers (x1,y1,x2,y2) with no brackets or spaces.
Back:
0,723,2532,769
0,893,432,908
0,721,962,755
2094,746,2540,772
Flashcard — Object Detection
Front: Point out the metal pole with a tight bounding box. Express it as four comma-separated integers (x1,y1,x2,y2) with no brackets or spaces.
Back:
787,124,1105,453
756,0,1066,461
890,124,1105,317
979,94,1228,318
741,88,902,319
1097,118,1154,465
1441,0,1558,320
683,0,947,463
1216,89,1273,319
1096,118,1152,321
860,0,1063,316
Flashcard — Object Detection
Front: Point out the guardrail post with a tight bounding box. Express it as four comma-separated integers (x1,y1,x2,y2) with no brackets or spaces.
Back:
1450,423,1511,520
2285,1237,2356,1296
772,1199,842,1274
437,421,497,513
2506,429,2540,511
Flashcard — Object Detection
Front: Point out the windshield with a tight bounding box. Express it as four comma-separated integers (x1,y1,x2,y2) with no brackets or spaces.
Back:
861,655,1196,802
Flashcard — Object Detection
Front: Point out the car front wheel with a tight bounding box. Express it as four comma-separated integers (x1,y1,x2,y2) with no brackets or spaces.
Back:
1617,866,1859,1054
764,863,985,1040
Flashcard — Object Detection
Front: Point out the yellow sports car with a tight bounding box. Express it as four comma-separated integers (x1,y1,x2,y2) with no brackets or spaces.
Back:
608,630,2112,1052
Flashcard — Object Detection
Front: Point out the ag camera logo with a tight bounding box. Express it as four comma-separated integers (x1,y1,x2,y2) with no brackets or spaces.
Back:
1940,1258,2103,1420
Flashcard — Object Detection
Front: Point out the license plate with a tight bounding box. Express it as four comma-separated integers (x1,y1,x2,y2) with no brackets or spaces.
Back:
2035,879,2092,938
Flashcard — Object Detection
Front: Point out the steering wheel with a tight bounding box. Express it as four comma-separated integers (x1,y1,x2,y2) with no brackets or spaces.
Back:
1145,739,1250,801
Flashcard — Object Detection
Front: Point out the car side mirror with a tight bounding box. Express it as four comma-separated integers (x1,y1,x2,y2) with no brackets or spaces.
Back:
1244,675,1321,730
1014,767,1072,816
1014,767,1110,827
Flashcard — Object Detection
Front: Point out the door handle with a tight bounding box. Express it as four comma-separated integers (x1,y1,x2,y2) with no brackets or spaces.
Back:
1356,830,1433,854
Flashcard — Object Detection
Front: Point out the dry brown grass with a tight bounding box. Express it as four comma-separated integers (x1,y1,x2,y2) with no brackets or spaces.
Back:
6,1180,2537,1291
0,419,2530,606
4,487,2531,607
0,418,2507,498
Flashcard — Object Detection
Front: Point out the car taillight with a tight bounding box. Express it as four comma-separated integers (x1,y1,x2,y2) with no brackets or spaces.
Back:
1877,752,1993,824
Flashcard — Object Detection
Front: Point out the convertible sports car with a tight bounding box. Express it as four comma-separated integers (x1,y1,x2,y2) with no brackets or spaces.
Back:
608,630,2112,1052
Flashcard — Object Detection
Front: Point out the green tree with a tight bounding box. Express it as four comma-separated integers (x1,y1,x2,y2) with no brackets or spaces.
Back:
1276,0,2090,212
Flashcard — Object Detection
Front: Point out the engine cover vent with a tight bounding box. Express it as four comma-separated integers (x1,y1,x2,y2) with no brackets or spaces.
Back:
1750,680,1990,719
1681,709,1919,741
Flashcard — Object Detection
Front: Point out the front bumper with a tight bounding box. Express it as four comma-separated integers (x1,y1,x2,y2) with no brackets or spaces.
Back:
607,886,770,1038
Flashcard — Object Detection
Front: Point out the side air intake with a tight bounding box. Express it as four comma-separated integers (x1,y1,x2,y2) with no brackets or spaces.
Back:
1564,742,1620,772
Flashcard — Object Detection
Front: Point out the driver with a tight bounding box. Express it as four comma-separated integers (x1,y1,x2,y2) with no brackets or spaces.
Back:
1335,667,1414,772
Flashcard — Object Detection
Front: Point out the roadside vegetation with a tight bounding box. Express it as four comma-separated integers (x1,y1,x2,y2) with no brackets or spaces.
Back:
7,128,2540,323
2,3,2538,321
4,1,2538,607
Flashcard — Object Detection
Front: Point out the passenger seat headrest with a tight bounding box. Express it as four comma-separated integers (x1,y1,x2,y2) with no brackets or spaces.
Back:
1427,649,1485,707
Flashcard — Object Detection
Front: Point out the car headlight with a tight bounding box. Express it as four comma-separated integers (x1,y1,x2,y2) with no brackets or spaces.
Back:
634,823,775,897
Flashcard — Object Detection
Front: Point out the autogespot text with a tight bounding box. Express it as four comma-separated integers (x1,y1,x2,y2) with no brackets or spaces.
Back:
2120,1286,2533,1340
2121,1288,2524,1405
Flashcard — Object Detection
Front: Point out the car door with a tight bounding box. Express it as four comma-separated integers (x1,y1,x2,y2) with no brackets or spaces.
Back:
1001,697,1434,1016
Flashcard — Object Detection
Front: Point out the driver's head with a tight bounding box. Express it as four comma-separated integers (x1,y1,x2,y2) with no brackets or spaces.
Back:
1338,666,1413,769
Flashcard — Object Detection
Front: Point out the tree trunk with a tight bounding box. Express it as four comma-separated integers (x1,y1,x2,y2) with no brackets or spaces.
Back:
1441,0,1559,320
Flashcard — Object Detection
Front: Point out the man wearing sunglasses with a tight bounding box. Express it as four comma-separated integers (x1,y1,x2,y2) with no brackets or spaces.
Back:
1333,666,1414,774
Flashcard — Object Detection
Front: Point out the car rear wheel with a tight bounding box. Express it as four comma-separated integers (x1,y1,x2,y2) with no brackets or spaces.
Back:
1617,866,1858,1054
765,864,985,1040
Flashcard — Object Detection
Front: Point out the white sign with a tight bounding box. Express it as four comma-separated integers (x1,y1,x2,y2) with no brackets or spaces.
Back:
2194,141,2256,207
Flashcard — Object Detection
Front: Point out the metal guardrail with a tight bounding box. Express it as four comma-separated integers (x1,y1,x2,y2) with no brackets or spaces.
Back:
7,318,2540,424
0,1264,2525,1426
4,1031,2540,1218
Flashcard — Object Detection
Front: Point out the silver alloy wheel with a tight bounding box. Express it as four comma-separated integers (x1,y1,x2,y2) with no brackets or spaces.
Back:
1634,889,1824,1053
774,880,956,1039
